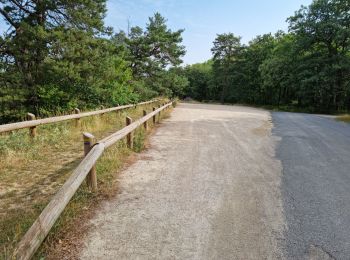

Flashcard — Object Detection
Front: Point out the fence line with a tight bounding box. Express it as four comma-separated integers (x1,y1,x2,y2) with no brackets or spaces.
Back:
0,99,159,134
14,101,173,260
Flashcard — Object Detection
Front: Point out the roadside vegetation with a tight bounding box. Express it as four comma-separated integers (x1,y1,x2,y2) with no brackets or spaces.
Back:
2,0,349,121
337,115,350,123
180,0,350,114
0,100,171,259
0,1,181,258
0,2,187,124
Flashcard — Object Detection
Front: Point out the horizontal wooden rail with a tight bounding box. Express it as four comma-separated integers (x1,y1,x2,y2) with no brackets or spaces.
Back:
100,102,173,148
14,144,105,260
14,101,173,260
0,99,159,134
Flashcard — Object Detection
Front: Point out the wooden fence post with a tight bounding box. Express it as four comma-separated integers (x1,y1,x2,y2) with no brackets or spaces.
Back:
74,108,80,127
100,105,105,117
27,113,37,138
126,116,133,149
115,104,120,118
143,110,148,130
83,133,98,192
152,107,156,124
158,105,161,122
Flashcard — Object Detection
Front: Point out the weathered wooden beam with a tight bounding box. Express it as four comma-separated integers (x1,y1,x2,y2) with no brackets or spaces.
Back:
0,99,159,134
83,133,97,192
14,101,173,260
143,110,148,130
14,143,105,260
100,105,105,117
100,102,172,149
74,108,81,127
126,116,133,149
152,107,156,124
26,113,36,138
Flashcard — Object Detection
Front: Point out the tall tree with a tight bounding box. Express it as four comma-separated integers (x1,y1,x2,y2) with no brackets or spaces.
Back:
288,0,350,110
113,13,186,98
184,60,213,101
116,13,185,80
241,33,276,104
0,0,107,116
260,33,299,106
211,33,242,103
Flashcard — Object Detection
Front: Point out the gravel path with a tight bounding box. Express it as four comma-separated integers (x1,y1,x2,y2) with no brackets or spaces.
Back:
79,103,285,259
79,104,350,259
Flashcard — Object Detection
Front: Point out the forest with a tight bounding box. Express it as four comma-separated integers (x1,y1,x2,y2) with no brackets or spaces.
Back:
183,0,350,113
0,1,187,123
1,0,350,123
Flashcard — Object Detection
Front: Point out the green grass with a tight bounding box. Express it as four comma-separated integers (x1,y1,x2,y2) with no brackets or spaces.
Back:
0,99,172,259
133,128,146,153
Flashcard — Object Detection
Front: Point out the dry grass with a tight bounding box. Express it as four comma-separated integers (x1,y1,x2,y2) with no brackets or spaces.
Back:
337,114,350,123
0,100,172,259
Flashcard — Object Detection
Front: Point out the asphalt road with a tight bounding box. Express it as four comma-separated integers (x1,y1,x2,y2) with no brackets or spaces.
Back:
273,112,350,260
79,103,350,260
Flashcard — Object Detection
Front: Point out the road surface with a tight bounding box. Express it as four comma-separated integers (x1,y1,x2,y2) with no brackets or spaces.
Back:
273,112,350,259
79,103,350,259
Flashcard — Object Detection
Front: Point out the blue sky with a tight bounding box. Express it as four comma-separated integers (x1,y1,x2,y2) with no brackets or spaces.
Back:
0,0,312,64
106,0,312,64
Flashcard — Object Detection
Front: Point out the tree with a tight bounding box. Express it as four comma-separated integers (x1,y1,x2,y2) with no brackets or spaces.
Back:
145,13,185,76
240,33,276,104
184,60,213,101
0,0,110,120
113,13,186,99
0,6,187,123
211,33,243,103
0,0,108,113
288,0,350,110
116,13,185,79
260,33,299,107
155,67,189,98
183,0,350,112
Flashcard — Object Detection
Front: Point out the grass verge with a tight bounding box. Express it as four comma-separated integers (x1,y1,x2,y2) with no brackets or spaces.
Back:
0,100,172,259
336,115,350,123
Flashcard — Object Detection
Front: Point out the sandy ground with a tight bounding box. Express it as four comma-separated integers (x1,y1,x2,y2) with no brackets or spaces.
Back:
79,103,286,259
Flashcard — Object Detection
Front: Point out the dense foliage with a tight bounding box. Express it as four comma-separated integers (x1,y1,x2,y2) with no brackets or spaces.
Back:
0,1,187,123
1,0,349,123
183,0,350,113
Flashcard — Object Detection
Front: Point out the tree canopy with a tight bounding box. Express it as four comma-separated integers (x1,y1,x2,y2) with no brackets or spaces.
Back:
0,3,186,123
183,0,350,113
1,0,350,123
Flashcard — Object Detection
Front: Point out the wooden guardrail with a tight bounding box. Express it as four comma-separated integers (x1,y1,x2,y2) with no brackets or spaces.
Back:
14,101,173,260
0,99,159,135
